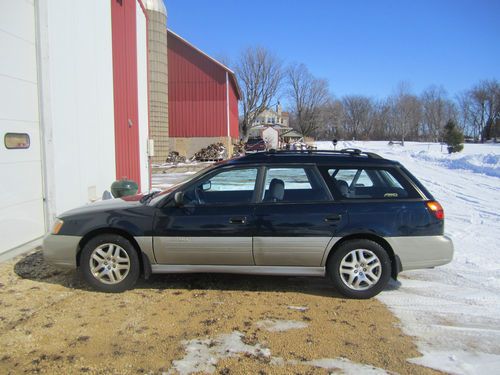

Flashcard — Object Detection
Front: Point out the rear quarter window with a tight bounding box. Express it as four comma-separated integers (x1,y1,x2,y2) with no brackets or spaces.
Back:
323,166,420,200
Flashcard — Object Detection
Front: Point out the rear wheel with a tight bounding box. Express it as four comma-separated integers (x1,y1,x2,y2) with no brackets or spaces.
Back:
327,239,391,299
80,234,140,293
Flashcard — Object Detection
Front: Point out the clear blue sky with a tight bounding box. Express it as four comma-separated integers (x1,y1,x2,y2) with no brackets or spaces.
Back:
163,0,499,99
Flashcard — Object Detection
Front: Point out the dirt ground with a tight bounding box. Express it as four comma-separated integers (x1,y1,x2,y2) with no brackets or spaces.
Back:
0,250,440,375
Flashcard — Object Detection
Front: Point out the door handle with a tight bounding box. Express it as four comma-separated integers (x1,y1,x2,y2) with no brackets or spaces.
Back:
229,217,247,224
324,214,342,222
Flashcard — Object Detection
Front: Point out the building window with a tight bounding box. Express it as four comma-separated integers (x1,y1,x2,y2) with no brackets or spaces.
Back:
4,133,30,149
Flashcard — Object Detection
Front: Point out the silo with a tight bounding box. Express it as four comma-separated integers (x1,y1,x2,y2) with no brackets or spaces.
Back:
144,0,169,164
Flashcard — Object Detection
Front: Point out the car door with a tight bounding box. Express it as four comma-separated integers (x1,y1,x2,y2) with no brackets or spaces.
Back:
153,166,260,265
253,165,348,266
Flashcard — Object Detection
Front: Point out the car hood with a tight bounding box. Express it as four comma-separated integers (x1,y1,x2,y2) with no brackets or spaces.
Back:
59,196,143,218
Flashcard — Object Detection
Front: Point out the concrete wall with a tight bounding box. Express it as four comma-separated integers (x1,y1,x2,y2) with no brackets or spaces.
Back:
147,9,169,164
169,136,235,158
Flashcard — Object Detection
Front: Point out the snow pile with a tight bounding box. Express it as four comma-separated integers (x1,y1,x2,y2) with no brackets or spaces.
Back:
255,319,308,332
317,140,500,374
411,150,500,178
171,331,270,374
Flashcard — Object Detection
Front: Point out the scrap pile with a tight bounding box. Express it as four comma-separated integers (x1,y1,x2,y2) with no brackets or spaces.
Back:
232,142,245,157
194,143,227,161
165,151,186,164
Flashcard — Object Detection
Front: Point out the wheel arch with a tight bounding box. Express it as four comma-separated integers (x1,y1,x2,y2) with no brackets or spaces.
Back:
323,233,401,279
76,228,152,278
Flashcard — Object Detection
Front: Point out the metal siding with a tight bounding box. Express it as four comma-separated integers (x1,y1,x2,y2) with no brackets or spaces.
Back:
229,79,239,138
167,32,227,137
111,0,141,188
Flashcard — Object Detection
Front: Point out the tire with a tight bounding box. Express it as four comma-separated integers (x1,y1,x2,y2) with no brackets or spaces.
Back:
327,239,391,299
80,234,140,293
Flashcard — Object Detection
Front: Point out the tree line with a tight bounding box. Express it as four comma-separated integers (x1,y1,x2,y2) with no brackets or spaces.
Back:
234,47,499,143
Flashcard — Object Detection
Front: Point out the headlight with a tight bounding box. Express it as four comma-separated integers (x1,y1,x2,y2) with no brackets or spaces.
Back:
51,218,64,234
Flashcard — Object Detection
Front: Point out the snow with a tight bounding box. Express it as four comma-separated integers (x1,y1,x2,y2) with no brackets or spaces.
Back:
152,171,197,190
170,331,271,374
317,140,500,374
305,358,389,374
171,330,388,374
255,319,309,332
287,305,309,312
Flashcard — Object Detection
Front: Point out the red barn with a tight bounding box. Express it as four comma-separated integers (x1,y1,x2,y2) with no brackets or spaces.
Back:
167,30,241,157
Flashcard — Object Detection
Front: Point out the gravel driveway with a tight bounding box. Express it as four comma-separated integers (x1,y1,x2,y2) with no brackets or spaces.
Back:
0,250,440,374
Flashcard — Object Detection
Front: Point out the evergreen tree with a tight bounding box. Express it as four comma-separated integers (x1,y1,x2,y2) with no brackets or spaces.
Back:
443,120,464,153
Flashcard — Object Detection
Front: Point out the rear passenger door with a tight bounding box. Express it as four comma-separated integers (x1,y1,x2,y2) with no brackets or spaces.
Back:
253,166,347,266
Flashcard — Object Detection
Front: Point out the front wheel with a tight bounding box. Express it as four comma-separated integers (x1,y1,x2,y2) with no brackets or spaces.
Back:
80,234,140,293
327,239,391,299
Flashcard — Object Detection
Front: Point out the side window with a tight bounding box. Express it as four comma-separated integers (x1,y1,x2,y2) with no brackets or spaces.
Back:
183,168,258,205
335,169,373,187
328,168,413,199
263,167,330,203
4,133,30,149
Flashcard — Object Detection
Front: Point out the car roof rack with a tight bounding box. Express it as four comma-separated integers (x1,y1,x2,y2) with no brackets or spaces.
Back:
247,148,383,159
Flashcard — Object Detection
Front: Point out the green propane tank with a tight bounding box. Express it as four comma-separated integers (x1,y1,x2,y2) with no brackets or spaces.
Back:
111,178,138,198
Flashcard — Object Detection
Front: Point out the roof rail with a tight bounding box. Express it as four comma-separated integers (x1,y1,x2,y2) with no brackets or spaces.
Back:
249,148,383,159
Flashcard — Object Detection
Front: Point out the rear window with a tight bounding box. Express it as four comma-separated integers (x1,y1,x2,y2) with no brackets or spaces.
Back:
325,167,418,199
247,138,264,144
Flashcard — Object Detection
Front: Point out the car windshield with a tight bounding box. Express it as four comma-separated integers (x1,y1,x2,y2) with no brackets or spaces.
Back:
148,163,219,205
247,138,263,144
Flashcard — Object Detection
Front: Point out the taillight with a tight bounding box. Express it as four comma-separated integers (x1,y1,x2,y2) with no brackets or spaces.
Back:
426,201,444,220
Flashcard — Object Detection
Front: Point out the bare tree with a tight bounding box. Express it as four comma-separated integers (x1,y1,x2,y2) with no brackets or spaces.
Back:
341,95,374,139
315,99,344,140
421,86,456,142
371,100,392,140
387,83,421,144
456,91,474,136
235,47,283,140
464,79,500,142
286,63,330,137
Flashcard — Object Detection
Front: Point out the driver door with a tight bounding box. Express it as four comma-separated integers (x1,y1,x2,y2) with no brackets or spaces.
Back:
153,167,260,265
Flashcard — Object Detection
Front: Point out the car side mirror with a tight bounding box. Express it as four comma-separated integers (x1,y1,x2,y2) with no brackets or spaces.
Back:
202,181,211,191
174,191,184,207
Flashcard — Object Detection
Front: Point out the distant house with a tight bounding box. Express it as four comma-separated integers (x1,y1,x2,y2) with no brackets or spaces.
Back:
251,102,290,128
248,103,303,147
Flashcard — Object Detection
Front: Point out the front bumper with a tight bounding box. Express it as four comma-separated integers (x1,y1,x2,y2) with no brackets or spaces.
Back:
386,235,454,271
42,234,82,269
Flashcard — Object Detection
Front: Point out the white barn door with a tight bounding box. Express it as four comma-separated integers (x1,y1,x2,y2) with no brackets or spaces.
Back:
0,0,46,256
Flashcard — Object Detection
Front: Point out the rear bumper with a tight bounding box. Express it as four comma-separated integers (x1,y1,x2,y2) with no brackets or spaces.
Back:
42,234,81,269
386,235,454,271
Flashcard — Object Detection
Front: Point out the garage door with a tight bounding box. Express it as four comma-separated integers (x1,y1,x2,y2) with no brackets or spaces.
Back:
0,1,46,256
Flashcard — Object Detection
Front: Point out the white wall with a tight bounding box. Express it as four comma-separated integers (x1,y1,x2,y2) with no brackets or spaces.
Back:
38,0,116,221
0,0,45,255
136,3,150,193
